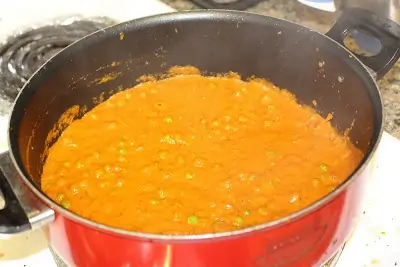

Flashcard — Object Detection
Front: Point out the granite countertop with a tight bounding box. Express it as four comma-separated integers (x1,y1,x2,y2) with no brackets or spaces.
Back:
161,0,400,138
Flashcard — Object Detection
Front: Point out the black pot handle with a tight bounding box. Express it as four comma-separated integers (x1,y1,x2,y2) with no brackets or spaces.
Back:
326,8,400,80
0,166,30,234
0,151,54,234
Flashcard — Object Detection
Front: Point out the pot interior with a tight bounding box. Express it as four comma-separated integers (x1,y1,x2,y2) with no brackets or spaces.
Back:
10,11,381,191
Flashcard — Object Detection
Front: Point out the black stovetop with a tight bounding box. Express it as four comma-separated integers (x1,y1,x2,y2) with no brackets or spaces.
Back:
0,17,116,101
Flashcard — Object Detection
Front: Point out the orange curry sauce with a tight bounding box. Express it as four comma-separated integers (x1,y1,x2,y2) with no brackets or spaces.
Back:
41,68,363,235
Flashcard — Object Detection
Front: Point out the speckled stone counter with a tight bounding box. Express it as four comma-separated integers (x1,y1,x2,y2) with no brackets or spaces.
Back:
161,0,400,138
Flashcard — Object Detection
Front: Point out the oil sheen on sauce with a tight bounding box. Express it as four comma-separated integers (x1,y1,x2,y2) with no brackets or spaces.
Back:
41,69,363,235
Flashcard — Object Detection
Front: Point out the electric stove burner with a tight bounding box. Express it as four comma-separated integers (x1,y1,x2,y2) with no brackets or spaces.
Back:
189,0,263,10
50,243,346,267
0,17,116,100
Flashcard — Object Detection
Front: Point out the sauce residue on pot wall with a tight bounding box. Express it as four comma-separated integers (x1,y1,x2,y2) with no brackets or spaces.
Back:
41,105,81,163
95,72,120,85
41,66,363,235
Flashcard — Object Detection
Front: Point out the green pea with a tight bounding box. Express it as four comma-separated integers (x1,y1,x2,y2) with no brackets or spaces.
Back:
320,163,328,172
185,172,194,180
164,115,173,124
61,200,71,209
162,135,176,145
56,193,64,202
150,199,158,205
234,217,244,227
187,216,198,224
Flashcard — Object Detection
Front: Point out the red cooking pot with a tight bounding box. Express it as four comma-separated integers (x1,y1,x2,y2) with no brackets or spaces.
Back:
0,8,398,267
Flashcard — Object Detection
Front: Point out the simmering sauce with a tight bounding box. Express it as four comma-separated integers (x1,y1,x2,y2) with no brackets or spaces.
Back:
41,69,363,234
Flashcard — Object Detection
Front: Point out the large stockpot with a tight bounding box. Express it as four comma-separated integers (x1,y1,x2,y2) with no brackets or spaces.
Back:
0,8,399,267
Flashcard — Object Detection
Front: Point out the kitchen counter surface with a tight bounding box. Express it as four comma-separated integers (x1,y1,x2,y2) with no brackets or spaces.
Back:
161,0,400,138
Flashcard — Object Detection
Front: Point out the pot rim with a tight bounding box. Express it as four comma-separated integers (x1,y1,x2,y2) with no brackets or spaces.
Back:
8,9,384,242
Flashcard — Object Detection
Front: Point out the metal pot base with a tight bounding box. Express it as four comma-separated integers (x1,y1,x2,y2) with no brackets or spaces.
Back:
49,243,347,267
